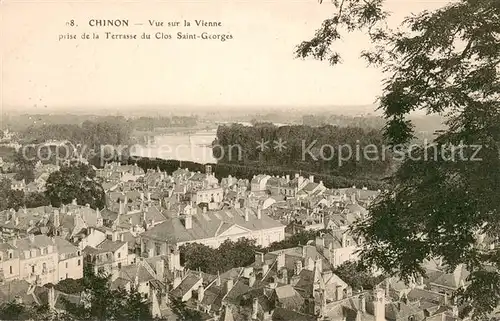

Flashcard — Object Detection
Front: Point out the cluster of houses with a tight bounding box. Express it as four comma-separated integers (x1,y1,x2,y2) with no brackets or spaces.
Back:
0,162,492,320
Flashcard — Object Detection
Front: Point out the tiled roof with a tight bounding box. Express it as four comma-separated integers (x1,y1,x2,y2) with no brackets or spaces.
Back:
141,208,283,243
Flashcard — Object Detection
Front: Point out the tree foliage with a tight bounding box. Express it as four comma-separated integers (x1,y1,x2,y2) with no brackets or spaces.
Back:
332,261,386,292
213,123,392,178
0,302,73,321
180,232,323,274
60,267,154,321
299,0,500,318
45,161,105,209
265,230,323,253
0,178,25,211
180,238,260,274
124,154,386,191
13,150,35,183
169,297,203,321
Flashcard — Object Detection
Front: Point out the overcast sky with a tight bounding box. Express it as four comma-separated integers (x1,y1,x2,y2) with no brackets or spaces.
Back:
1,0,450,112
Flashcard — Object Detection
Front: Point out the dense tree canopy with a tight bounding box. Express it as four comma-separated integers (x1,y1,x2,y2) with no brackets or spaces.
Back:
180,231,323,274
0,178,25,211
332,261,386,292
180,238,260,274
299,0,500,318
60,267,153,321
45,162,106,209
13,150,36,183
213,123,392,178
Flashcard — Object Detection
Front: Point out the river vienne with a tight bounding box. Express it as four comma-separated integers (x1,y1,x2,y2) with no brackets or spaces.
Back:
129,130,218,164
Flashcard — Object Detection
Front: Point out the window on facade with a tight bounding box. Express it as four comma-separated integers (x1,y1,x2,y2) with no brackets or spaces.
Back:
155,244,161,256
9,266,12,274
9,252,12,259
118,263,122,269
42,263,47,272
31,265,35,273
78,259,81,266
117,252,121,259
65,262,68,268
66,273,68,279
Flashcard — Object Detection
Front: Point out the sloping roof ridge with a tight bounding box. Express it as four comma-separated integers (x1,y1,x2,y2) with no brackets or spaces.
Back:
220,266,245,304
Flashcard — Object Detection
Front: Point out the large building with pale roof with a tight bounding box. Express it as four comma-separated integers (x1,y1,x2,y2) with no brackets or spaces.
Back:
139,206,285,256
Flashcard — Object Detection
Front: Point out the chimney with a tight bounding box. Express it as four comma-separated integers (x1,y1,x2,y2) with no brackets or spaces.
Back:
169,247,181,271
245,208,249,222
302,246,307,258
155,259,164,281
342,233,347,248
309,175,314,183
257,206,262,219
48,286,56,309
173,275,182,289
294,260,303,276
276,251,285,270
282,268,288,284
216,272,221,286
255,252,264,265
373,288,385,321
111,268,120,281
307,257,314,271
147,192,151,201
452,303,459,317
336,285,343,301
53,210,60,228
262,264,269,276
252,297,259,319
28,234,35,243
225,278,233,294
119,201,124,215
72,198,77,205
359,294,366,312
140,192,144,201
285,175,290,183
198,284,204,302
314,258,322,273
443,292,448,306
316,237,325,251
249,272,256,287
184,214,192,229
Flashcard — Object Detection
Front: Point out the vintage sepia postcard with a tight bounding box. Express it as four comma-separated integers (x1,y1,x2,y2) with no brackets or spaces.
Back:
1,0,499,320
